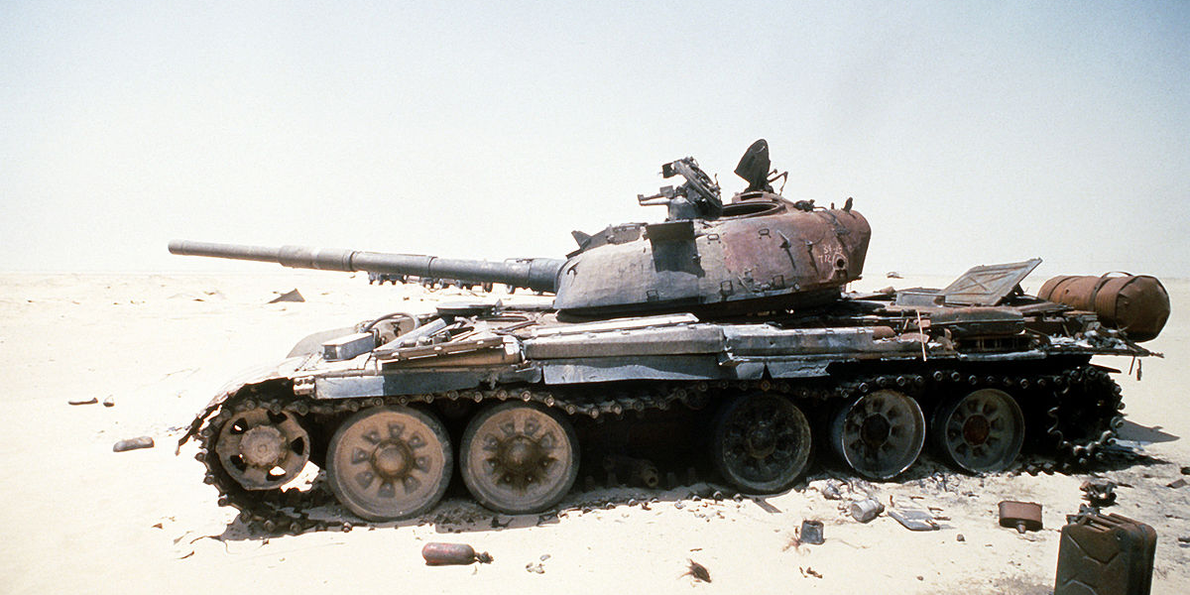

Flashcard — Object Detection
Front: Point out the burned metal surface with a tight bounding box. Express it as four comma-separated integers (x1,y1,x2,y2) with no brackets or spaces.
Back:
168,138,1170,529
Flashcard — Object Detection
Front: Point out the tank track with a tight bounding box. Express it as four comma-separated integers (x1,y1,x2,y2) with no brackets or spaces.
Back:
192,364,1123,535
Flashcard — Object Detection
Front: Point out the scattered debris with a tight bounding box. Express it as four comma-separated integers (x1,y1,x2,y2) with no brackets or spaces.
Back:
528,554,549,573
1181,466,1190,475
849,497,885,523
1168,478,1187,489
102,396,115,408
1177,536,1190,546
927,506,951,521
800,566,823,579
752,498,781,514
422,543,492,565
1080,480,1118,506
956,534,965,542
268,288,305,303
889,507,940,531
999,501,1043,534
800,520,825,545
68,397,98,406
112,436,154,452
886,271,903,279
818,479,843,500
685,559,711,583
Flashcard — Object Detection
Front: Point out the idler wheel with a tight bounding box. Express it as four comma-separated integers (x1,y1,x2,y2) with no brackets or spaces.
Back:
830,389,925,480
326,406,453,521
460,402,578,514
932,388,1025,473
215,407,310,490
711,394,812,493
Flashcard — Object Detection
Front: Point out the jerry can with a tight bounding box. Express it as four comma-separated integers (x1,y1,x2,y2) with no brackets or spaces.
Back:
1055,511,1157,595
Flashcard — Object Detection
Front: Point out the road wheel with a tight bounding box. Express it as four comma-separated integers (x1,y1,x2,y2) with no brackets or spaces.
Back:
711,393,812,493
326,406,452,521
460,402,578,514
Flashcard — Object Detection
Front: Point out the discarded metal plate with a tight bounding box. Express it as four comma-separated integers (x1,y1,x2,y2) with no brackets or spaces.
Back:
268,288,305,303
888,507,939,531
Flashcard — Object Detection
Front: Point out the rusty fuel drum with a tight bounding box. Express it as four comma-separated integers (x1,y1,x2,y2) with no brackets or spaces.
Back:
1039,274,1170,342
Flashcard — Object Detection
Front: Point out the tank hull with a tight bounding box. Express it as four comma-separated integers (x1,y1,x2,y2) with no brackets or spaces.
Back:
180,283,1155,531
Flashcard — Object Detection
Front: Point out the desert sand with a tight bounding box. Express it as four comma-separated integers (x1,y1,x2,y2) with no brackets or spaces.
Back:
1,271,1187,594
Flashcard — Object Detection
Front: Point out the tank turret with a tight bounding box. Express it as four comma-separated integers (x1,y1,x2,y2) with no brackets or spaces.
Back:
170,140,871,319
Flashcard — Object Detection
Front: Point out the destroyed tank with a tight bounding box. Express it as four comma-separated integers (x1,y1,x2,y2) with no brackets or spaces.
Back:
171,139,1170,529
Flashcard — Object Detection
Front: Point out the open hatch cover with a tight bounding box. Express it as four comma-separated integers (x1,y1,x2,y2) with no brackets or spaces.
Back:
940,258,1042,306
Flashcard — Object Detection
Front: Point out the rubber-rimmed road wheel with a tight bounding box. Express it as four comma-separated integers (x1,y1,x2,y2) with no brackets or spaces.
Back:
933,388,1025,473
460,401,579,515
830,389,925,480
712,393,813,493
326,406,452,521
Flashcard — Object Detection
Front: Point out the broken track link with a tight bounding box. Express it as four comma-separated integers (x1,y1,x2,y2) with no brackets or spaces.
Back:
188,365,1122,535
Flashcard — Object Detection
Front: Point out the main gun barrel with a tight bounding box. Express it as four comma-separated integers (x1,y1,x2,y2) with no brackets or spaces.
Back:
168,240,565,293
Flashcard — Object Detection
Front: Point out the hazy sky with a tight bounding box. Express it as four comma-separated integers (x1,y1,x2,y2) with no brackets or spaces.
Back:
3,1,1188,281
